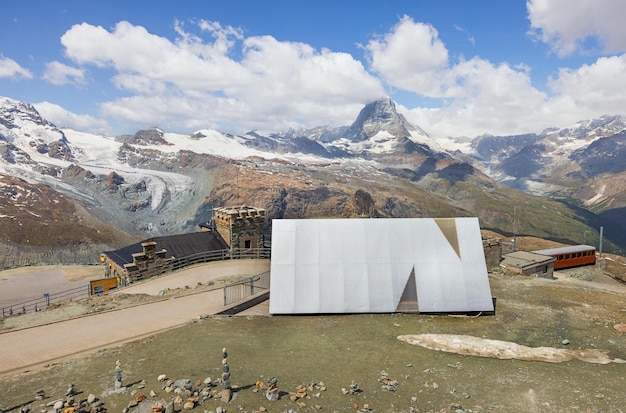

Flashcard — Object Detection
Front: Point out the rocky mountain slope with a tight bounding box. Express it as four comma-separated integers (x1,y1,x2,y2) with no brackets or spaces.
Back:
446,116,626,251
456,116,626,208
1,96,624,269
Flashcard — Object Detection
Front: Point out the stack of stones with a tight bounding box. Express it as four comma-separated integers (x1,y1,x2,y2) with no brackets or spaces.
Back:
115,361,123,390
265,377,279,401
220,348,232,402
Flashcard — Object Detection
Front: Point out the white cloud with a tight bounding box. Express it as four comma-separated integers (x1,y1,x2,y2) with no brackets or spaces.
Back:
59,20,385,133
547,55,626,116
410,57,552,137
52,13,626,140
365,16,449,96
0,56,32,79
34,101,111,134
454,25,475,47
363,16,552,137
42,61,86,86
528,0,626,56
361,13,626,139
405,50,626,139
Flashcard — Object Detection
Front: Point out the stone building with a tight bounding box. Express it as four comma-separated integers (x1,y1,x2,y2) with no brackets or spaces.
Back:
101,231,229,285
482,237,502,270
100,205,267,286
500,250,556,278
213,205,266,251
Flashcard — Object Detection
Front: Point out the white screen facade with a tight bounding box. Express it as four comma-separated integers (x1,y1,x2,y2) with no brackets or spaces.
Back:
269,217,494,314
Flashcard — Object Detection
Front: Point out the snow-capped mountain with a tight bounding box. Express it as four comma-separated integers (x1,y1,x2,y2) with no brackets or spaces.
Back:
1,95,453,243
277,98,447,160
1,95,625,269
450,116,626,213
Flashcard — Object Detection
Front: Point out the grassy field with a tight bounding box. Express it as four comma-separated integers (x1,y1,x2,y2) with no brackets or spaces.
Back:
2,264,626,413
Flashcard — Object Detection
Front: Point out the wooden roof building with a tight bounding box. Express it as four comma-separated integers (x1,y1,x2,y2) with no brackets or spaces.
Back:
101,230,229,285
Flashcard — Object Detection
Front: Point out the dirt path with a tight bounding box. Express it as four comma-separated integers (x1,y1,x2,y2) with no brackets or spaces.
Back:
0,289,226,377
0,260,270,377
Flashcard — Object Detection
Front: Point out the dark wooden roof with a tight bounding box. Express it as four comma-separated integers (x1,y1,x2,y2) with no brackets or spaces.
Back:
103,231,228,267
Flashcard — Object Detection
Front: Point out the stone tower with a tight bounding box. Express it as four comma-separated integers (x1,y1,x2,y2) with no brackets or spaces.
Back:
213,205,266,251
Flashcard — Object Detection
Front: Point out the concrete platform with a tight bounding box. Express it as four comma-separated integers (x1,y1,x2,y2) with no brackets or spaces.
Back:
0,260,271,377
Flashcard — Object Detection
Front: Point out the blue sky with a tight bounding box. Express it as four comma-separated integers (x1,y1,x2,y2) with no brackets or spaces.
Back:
2,0,626,138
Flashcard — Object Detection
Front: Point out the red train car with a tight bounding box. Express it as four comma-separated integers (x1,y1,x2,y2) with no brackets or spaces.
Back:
533,245,596,270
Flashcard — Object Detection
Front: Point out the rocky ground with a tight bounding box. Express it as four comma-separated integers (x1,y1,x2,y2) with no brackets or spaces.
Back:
1,255,626,413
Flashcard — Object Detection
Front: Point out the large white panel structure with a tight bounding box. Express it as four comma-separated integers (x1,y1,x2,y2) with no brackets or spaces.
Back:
269,217,494,314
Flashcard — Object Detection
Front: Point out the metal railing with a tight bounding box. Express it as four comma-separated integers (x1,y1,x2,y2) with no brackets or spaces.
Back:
1,247,271,319
124,247,271,285
223,271,271,306
1,284,90,318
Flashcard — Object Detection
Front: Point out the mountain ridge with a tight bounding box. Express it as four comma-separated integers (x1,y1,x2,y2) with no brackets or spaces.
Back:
1,95,624,269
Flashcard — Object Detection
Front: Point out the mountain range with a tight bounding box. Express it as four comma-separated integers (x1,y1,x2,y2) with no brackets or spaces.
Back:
1,96,624,268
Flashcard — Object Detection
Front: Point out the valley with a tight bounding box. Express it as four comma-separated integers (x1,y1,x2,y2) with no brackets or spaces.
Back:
1,96,625,271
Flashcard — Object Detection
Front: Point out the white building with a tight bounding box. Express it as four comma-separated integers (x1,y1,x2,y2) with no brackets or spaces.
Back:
269,217,494,314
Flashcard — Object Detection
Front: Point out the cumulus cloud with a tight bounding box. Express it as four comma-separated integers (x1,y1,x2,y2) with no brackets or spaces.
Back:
59,20,385,133
547,55,626,116
528,0,626,56
43,62,86,86
365,16,449,96
361,13,626,138
34,101,111,134
363,16,553,137
52,12,626,139
0,56,32,79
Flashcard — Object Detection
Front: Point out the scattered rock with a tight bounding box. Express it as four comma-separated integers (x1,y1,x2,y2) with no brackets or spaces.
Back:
378,371,398,392
182,399,195,410
220,388,232,402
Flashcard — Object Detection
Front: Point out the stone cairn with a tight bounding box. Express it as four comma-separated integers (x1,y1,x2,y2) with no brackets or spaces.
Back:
115,360,123,389
220,347,232,402
265,377,279,401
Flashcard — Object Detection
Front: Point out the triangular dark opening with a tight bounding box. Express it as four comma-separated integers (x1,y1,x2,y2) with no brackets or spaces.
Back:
396,266,419,313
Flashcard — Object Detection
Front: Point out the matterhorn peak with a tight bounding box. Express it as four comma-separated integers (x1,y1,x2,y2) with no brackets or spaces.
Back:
346,97,427,142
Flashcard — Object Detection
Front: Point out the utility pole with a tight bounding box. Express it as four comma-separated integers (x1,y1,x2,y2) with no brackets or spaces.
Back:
513,206,517,252
599,226,604,257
